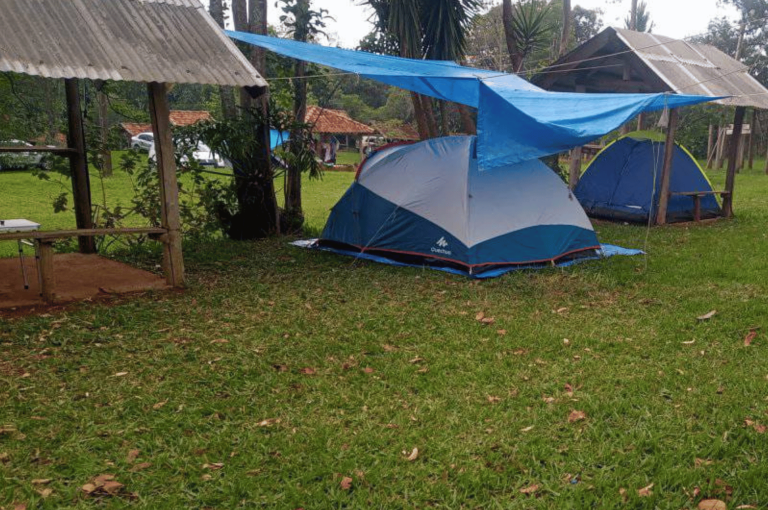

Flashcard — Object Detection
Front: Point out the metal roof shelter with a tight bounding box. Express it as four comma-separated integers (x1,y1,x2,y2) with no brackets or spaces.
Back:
0,0,267,302
534,27,768,224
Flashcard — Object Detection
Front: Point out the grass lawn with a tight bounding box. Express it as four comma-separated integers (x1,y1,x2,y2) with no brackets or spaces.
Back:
3,159,768,508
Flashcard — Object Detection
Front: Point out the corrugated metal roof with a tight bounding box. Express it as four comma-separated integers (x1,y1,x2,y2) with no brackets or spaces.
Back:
612,28,768,109
0,0,266,88
534,28,768,109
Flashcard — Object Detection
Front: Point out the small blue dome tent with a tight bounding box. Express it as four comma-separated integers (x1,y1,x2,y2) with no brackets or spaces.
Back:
318,136,600,276
574,131,722,223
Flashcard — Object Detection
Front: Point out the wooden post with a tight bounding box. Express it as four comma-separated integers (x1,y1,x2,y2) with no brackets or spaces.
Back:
568,146,582,190
37,241,56,304
148,82,185,287
748,109,756,170
706,124,715,169
737,132,746,172
64,79,96,254
358,135,364,162
716,127,726,170
723,106,746,218
655,108,679,225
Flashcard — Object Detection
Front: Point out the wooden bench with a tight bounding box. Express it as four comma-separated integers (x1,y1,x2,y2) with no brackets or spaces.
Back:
669,191,731,222
0,227,166,303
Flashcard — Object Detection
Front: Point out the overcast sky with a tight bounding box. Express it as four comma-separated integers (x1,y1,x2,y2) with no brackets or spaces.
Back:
265,0,741,49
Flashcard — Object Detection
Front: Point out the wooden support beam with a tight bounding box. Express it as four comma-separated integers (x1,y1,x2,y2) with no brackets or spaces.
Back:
655,108,679,225
723,106,746,218
706,124,715,169
568,146,582,190
148,82,185,288
65,79,96,254
716,126,726,169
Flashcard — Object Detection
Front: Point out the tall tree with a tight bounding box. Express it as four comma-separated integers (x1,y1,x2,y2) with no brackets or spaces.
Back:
560,0,571,57
502,0,553,72
624,1,653,32
279,0,330,229
209,0,237,119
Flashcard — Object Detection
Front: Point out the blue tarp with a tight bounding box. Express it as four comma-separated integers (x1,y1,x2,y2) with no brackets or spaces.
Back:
270,129,288,150
227,31,722,169
291,239,643,279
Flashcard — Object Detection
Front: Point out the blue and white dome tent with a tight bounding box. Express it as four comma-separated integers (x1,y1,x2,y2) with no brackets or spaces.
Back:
320,136,599,276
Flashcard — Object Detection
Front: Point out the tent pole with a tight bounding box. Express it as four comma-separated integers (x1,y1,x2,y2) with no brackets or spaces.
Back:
65,78,96,254
723,106,746,218
148,82,185,287
655,108,679,226
568,147,582,190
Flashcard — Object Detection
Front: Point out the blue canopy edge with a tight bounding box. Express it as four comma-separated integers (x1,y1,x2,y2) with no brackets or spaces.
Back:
228,31,723,168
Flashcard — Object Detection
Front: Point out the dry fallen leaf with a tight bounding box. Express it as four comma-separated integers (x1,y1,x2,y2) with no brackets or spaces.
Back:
542,396,556,404
638,483,654,497
475,311,485,321
697,310,717,321
340,476,353,490
203,462,224,470
568,410,586,423
409,357,424,364
698,500,727,510
300,367,316,375
31,479,51,485
256,418,280,427
113,372,128,377
36,488,52,498
487,395,501,404
497,329,507,336
382,344,397,352
201,474,212,481
126,449,140,463
619,487,628,503
130,462,152,472
13,503,27,510
744,330,757,346
81,483,97,494
520,484,539,495
405,447,419,461
735,505,758,509
362,367,375,374
210,338,229,344
694,458,714,468
520,426,534,433
564,383,574,395
481,317,495,324
273,364,288,372
683,340,696,345
152,400,168,410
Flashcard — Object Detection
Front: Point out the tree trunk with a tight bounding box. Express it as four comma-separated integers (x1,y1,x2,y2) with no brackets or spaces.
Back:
421,95,439,138
439,101,450,136
630,0,638,30
735,18,747,61
285,58,306,229
233,0,252,111
458,104,476,134
748,108,756,170
97,86,113,177
210,0,237,119
502,0,523,72
250,0,268,76
285,0,309,230
560,0,571,57
411,93,430,139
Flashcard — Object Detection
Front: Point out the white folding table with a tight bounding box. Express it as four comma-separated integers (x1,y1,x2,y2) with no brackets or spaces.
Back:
0,219,41,291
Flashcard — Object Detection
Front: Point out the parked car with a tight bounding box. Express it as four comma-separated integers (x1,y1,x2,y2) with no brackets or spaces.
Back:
0,140,45,170
130,132,154,151
148,141,225,168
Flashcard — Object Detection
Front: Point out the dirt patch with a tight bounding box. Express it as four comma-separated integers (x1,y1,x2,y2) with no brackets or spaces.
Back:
0,253,169,311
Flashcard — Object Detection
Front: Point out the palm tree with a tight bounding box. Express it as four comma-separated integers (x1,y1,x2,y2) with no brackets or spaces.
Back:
502,0,553,73
364,0,480,139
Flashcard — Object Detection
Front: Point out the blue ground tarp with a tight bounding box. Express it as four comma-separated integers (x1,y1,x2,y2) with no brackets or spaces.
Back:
291,239,643,279
227,31,722,169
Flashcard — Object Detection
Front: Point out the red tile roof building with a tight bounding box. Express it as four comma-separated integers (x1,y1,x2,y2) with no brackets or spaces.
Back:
304,106,375,135
120,110,214,137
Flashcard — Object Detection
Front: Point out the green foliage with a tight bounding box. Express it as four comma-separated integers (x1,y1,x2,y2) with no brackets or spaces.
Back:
624,0,654,32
